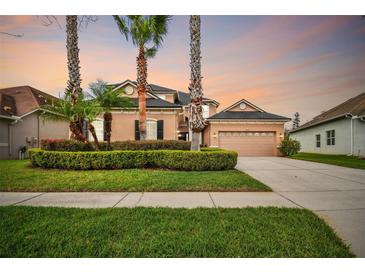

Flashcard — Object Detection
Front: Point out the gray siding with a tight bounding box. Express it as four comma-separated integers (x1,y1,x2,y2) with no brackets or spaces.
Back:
290,118,351,155
0,119,10,159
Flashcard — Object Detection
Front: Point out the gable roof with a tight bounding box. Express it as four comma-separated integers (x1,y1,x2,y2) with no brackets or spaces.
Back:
176,91,219,106
208,111,290,121
222,98,265,112
291,92,365,133
122,97,181,109
0,86,57,117
110,79,219,106
207,98,290,121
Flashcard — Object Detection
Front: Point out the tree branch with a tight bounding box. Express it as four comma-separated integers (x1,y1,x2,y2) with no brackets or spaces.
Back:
0,31,23,38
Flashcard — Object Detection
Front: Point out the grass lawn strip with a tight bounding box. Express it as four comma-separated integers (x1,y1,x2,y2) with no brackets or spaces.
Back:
0,160,270,192
0,206,353,257
291,153,365,170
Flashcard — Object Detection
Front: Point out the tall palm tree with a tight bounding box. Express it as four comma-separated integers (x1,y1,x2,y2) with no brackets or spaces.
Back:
65,15,85,141
66,15,82,104
88,79,132,148
40,93,102,147
189,15,206,151
113,15,171,140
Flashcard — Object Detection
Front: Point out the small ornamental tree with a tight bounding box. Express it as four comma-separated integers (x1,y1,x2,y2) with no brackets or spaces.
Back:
88,79,132,149
278,136,301,156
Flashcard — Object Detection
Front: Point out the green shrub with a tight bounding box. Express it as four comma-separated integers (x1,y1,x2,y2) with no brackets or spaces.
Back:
279,137,301,156
41,139,94,151
109,140,191,151
29,149,237,171
41,139,191,151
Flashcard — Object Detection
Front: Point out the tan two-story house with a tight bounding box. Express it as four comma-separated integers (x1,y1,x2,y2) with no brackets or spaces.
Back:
108,80,290,156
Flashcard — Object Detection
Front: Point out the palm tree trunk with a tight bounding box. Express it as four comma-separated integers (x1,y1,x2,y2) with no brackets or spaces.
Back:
69,122,88,143
137,44,147,140
66,15,82,104
88,123,99,149
66,15,86,141
104,112,112,148
189,15,205,151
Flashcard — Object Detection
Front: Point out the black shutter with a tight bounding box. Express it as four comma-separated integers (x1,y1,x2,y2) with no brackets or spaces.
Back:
83,120,89,140
157,120,164,140
135,120,140,140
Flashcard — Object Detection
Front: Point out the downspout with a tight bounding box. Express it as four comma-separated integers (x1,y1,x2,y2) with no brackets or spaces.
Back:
345,113,359,156
8,123,11,158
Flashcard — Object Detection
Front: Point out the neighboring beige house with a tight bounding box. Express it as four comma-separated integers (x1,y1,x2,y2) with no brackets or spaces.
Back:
0,86,69,159
109,80,290,156
290,93,365,157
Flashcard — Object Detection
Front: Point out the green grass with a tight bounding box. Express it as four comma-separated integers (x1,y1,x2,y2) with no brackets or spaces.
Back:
291,153,365,170
0,206,353,257
0,160,270,192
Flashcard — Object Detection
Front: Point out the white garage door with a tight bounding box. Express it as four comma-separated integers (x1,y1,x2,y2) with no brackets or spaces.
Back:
218,131,276,156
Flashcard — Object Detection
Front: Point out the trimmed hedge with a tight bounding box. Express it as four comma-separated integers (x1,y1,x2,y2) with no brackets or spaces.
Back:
29,149,237,171
41,139,191,151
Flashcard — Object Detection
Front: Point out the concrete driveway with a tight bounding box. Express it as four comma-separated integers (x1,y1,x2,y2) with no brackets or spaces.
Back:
236,157,365,257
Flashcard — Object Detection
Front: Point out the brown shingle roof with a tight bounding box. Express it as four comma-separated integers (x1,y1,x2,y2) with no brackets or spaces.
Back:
0,86,57,117
291,92,365,132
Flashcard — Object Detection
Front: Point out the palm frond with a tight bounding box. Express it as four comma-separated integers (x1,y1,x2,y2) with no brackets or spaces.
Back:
145,46,157,58
113,16,129,41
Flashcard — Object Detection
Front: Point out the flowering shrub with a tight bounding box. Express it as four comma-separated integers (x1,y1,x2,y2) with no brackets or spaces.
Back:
278,137,301,156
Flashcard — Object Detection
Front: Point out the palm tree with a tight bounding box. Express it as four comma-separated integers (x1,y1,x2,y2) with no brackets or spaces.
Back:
65,15,85,141
66,15,82,104
189,15,206,151
88,79,132,148
40,93,102,147
113,15,171,140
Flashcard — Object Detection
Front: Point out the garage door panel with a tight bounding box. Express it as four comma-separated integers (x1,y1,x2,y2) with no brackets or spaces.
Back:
218,131,276,156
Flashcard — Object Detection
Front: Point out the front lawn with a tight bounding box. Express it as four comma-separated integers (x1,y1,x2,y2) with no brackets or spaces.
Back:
0,206,353,257
291,153,365,170
0,160,270,192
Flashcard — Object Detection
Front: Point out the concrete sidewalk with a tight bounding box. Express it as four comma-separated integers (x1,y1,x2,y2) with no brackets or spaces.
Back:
0,191,298,208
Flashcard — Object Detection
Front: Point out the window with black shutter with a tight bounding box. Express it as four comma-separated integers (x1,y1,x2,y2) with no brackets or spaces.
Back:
135,120,140,140
157,120,164,140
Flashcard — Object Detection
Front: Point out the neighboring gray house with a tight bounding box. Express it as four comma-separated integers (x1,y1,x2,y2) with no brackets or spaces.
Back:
0,86,69,159
290,93,365,157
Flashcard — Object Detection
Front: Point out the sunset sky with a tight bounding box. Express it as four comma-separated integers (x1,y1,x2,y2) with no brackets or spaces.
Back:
1,15,365,124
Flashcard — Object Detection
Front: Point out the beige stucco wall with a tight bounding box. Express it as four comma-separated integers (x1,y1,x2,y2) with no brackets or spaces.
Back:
205,121,285,155
6,112,69,159
208,104,217,116
111,110,179,141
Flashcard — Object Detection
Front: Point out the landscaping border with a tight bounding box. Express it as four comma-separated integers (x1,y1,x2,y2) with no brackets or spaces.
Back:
29,148,237,171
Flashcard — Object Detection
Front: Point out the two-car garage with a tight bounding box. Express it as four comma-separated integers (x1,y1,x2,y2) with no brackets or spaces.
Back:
218,131,277,156
204,99,290,157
